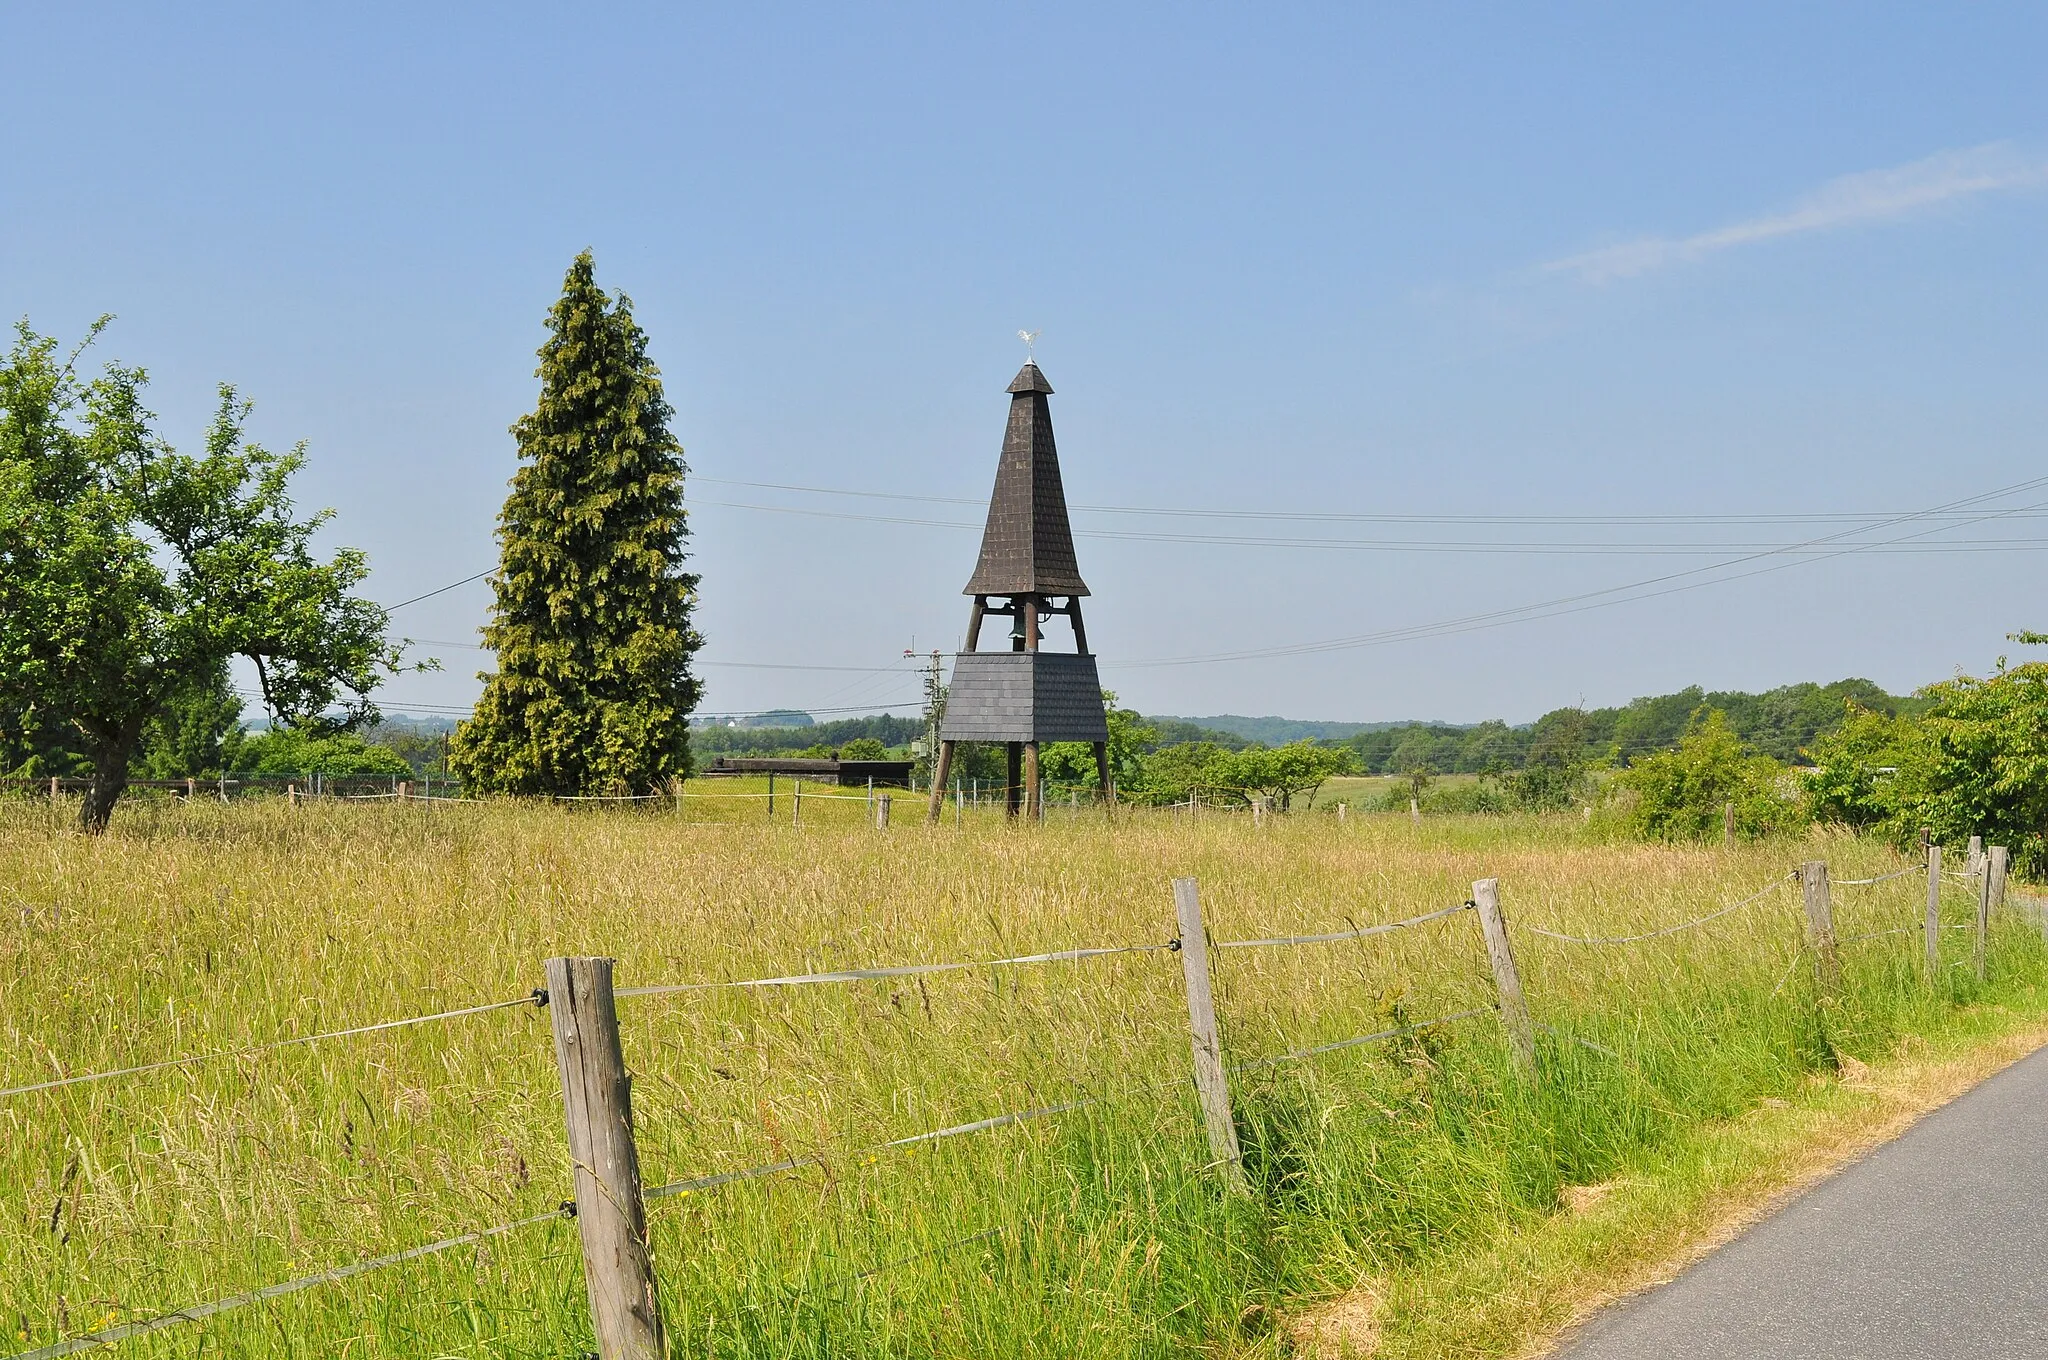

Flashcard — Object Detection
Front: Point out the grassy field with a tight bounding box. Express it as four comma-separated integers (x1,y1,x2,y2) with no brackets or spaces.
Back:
3,789,2044,1358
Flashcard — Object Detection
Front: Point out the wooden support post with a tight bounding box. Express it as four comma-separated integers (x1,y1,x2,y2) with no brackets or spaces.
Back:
1005,743,1022,819
1251,797,1266,828
1092,741,1113,810
186,777,197,800
1723,801,1735,847
1171,878,1245,1193
1968,835,1986,878
1925,842,1942,983
543,957,665,1360
766,771,775,819
792,779,802,828
875,793,891,830
288,783,299,809
929,737,958,823
1337,801,1348,823
1800,861,1838,992
1472,878,1536,1078
1023,742,1041,822
1409,797,1420,824
399,780,412,803
49,776,59,803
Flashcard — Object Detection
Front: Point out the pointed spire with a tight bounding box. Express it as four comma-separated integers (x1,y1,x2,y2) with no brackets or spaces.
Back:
964,363,1089,596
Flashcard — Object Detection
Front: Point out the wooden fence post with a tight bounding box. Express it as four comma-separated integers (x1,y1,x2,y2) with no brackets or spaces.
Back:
767,771,775,820
1977,845,2008,982
1472,878,1536,1078
875,793,891,830
1722,802,1735,847
1925,842,1942,983
1251,797,1266,828
1409,797,1420,824
49,776,59,803
1336,802,1348,823
1800,861,1838,992
1171,878,1246,1193
544,957,666,1360
1968,835,1985,878
792,779,802,828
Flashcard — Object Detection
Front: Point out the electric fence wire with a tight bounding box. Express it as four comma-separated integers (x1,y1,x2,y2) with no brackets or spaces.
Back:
1832,866,1925,886
0,993,545,1101
1523,875,1792,946
1213,900,1473,950
617,942,1175,1000
4,1205,570,1360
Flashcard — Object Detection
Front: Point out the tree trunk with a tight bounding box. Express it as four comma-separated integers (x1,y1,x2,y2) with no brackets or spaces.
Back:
78,723,143,834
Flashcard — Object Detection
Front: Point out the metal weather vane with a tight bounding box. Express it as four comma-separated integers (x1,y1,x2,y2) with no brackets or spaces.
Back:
1016,329,1040,364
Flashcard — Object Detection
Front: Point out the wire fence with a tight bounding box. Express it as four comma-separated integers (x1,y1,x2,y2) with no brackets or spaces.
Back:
1,839,2000,1358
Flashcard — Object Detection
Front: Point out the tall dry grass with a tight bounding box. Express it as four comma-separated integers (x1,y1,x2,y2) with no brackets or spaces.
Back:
2,789,2039,1357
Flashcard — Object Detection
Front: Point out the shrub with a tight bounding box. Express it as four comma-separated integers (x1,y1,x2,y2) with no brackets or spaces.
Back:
238,727,413,776
1614,710,1799,842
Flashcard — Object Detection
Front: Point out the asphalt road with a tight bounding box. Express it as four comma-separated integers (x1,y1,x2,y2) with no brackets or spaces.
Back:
1553,1043,2048,1359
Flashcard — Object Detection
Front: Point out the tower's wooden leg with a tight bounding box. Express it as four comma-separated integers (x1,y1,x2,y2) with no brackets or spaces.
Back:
1005,743,1022,819
925,740,956,825
1023,742,1041,822
1092,741,1113,808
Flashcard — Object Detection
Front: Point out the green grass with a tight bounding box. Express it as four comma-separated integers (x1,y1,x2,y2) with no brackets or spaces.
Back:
2,798,2041,1357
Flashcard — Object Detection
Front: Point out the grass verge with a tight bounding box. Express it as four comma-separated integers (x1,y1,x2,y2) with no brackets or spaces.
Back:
1290,995,2048,1358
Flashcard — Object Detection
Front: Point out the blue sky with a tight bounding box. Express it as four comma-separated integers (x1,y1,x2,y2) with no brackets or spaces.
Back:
7,4,2048,725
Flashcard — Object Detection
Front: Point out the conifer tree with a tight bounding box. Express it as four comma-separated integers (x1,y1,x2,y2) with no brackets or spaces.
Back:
450,253,702,795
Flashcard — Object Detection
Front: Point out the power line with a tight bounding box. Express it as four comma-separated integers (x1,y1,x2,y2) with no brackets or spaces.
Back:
694,498,2048,554
1108,474,2048,668
695,475,2048,528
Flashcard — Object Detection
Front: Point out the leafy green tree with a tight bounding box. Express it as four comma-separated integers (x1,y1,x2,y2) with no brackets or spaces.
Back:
1614,710,1798,842
1043,691,1155,792
1502,706,1593,810
1884,659,2048,875
0,321,397,830
836,737,891,761
1800,703,1914,830
239,726,413,776
132,668,247,779
450,253,703,796
1202,740,1353,811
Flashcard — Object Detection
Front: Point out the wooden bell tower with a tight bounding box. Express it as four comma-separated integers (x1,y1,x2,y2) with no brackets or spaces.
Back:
925,361,1111,821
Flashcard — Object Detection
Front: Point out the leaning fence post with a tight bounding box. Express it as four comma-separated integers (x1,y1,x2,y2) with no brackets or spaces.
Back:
1978,846,2008,982
1925,842,1942,983
1471,878,1536,1078
544,956,666,1360
1171,878,1246,1193
875,793,891,830
1800,861,1838,992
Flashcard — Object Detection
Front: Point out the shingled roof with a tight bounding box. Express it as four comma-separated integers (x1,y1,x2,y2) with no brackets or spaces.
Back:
962,362,1090,596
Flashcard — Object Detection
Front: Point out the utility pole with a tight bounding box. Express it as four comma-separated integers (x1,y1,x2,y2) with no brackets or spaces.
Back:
908,646,943,787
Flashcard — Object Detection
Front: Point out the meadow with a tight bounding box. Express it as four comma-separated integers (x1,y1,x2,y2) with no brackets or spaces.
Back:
4,788,2045,1358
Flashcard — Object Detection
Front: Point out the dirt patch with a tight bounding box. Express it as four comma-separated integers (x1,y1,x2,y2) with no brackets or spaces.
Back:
1289,1284,1382,1359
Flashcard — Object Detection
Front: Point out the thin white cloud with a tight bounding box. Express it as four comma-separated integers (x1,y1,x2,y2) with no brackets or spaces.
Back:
1547,143,2048,283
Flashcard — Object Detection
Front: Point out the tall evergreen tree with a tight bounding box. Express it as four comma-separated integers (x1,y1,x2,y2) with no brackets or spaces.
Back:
451,253,702,795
